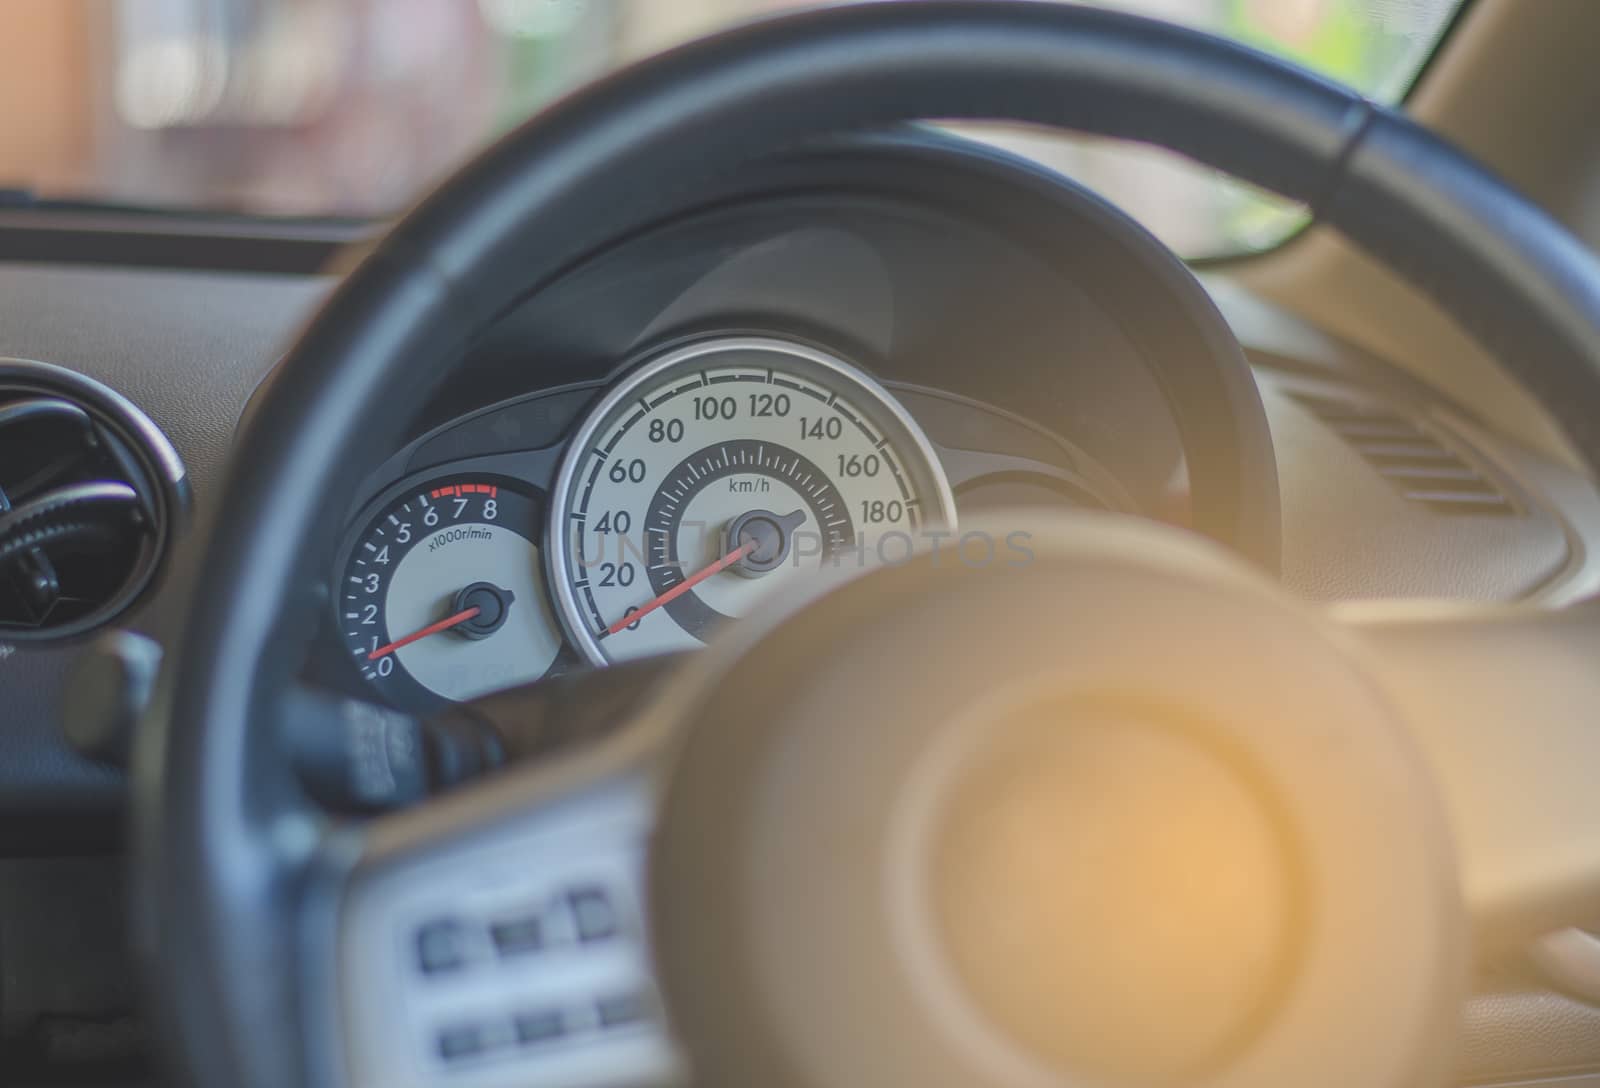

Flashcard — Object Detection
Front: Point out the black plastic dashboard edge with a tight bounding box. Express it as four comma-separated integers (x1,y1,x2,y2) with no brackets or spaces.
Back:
0,209,370,276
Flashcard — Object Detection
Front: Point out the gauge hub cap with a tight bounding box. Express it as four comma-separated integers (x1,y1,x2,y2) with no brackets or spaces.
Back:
450,581,515,639
725,507,806,575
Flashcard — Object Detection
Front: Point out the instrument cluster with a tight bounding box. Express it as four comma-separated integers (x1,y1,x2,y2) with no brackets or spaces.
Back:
328,334,1110,713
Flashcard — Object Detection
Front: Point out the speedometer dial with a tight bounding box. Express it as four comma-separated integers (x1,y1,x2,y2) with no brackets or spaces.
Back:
548,337,956,664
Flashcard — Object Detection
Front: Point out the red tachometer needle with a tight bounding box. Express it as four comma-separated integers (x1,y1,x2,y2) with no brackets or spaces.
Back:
605,540,755,636
368,605,481,660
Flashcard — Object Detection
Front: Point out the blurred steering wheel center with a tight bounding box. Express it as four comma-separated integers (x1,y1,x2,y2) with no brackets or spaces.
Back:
926,696,1293,1082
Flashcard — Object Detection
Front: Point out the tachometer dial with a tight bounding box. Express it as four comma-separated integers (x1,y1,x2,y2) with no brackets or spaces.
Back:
336,476,563,710
549,337,956,665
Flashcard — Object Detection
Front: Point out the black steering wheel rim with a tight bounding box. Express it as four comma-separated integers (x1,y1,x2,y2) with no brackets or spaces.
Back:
135,4,1600,1087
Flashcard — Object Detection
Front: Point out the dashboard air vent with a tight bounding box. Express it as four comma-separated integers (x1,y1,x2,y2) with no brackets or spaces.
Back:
1289,392,1512,516
0,360,186,640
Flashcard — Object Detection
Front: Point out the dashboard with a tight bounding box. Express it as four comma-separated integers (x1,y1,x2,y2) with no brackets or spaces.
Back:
2,129,1596,816
1,126,1598,1084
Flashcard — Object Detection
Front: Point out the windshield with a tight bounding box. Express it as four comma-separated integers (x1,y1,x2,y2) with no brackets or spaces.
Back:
0,0,1461,258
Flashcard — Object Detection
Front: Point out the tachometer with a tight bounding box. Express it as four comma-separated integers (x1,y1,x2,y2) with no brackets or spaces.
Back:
336,475,563,709
548,337,956,664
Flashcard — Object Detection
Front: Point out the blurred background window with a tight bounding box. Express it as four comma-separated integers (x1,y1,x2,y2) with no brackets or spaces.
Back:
0,0,1460,258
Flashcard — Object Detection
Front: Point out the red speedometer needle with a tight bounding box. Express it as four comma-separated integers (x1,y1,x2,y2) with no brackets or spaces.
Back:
605,540,755,637
368,605,481,660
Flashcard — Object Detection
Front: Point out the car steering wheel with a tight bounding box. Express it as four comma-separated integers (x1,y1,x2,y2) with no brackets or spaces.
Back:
135,4,1600,1088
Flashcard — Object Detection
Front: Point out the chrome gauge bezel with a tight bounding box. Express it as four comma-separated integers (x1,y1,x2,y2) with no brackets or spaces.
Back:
547,336,958,666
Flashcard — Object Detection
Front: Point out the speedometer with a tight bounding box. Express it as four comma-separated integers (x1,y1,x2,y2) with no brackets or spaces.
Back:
548,337,956,664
